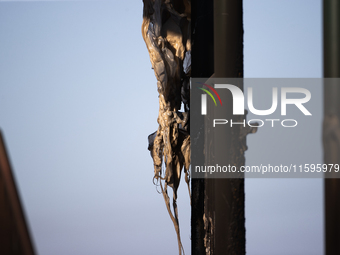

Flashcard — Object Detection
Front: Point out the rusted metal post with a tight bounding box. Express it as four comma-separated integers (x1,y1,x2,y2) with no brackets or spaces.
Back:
323,1,340,254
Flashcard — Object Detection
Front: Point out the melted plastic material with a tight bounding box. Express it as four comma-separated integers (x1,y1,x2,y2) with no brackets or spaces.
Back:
142,1,191,254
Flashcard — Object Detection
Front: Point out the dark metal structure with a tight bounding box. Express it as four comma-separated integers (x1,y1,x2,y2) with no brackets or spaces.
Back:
192,1,246,254
323,1,340,254
0,131,36,255
191,1,214,254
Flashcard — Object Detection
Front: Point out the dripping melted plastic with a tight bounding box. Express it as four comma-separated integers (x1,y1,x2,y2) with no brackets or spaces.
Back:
142,1,191,254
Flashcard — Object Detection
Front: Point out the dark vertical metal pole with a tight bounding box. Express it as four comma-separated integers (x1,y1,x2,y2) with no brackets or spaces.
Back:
324,1,340,255
192,0,244,254
191,1,214,254
211,0,245,254
214,0,243,78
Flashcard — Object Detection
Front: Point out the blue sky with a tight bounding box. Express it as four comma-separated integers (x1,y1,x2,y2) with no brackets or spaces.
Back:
0,1,322,254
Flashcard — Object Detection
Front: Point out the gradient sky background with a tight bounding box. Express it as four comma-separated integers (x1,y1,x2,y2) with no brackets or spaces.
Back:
0,0,322,255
